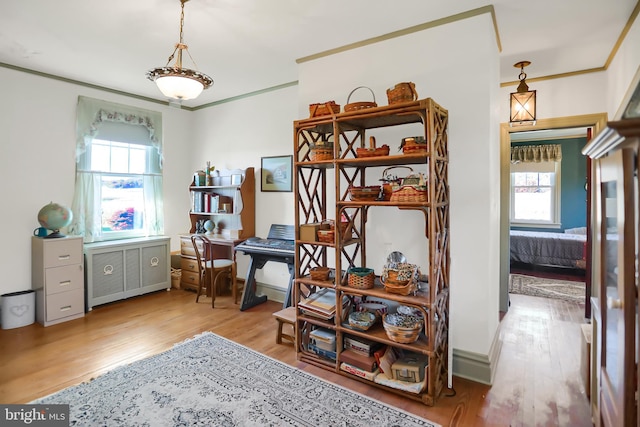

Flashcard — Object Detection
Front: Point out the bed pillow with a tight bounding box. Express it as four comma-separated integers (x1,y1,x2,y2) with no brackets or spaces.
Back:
564,227,586,235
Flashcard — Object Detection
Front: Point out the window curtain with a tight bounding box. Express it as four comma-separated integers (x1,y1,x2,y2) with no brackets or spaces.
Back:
70,96,164,242
510,144,562,164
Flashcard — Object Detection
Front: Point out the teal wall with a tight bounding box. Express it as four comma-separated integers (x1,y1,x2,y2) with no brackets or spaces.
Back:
511,137,587,232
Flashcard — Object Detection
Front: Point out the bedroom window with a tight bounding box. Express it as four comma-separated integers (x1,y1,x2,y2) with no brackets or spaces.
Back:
510,144,562,228
70,96,164,242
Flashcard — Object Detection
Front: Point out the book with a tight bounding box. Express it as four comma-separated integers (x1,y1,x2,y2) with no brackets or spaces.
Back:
339,349,378,372
344,335,383,357
340,363,380,381
299,289,349,321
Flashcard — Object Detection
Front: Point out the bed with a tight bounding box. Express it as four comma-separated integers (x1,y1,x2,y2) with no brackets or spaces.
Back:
510,229,586,270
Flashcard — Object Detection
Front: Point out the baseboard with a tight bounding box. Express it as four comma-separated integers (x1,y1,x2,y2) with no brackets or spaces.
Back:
258,281,504,385
452,322,503,385
256,282,286,305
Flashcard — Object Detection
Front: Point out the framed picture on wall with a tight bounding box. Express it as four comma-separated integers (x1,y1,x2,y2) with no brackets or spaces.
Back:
261,155,293,192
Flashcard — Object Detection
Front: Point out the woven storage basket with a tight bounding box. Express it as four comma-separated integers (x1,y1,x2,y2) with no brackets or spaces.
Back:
317,229,334,243
383,279,417,295
311,147,333,161
309,266,331,281
356,136,390,158
349,185,381,202
380,166,414,201
347,267,375,289
382,313,421,344
344,86,378,112
309,101,340,117
390,185,428,203
386,82,418,105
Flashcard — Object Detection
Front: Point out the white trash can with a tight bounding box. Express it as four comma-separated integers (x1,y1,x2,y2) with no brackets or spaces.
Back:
1,290,35,330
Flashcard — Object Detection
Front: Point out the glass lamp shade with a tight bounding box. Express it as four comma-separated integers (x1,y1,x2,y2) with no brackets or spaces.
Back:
147,66,214,101
155,75,204,100
510,90,536,124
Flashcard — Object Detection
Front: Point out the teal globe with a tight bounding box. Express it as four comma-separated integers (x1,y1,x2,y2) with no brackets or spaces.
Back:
38,202,73,238
203,220,215,234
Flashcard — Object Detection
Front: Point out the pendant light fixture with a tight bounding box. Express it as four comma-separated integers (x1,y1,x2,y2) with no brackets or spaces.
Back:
509,61,536,126
146,0,213,101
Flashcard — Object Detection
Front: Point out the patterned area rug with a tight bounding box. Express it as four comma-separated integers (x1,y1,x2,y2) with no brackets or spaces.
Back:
33,332,438,427
509,274,586,302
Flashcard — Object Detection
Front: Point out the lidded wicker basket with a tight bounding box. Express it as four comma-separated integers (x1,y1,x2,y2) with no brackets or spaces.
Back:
309,101,340,117
386,82,418,104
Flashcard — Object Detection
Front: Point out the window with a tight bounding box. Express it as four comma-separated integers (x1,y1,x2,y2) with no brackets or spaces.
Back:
82,139,160,237
510,160,561,227
71,96,163,242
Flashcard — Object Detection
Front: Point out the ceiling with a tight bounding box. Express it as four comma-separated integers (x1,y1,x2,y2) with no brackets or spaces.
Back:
0,0,637,109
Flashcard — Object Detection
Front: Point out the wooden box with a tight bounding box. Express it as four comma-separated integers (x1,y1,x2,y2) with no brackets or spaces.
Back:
391,353,428,383
300,222,329,242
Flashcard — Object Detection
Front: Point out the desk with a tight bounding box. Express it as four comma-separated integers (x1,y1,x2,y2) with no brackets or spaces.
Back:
179,234,245,294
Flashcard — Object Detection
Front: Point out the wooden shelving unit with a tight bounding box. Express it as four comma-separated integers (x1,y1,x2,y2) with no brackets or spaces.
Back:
292,99,450,406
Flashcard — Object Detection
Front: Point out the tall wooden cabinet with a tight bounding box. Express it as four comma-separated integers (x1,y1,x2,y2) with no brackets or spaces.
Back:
583,117,640,427
31,236,84,326
293,98,450,406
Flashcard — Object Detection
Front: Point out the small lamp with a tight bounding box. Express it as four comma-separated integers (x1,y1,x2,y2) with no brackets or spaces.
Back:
509,61,536,126
146,0,213,101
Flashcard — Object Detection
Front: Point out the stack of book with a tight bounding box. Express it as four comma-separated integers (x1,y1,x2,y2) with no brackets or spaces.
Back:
299,288,348,321
339,335,385,381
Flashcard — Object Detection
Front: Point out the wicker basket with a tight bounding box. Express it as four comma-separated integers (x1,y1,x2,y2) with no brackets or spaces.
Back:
317,229,334,243
309,266,331,281
349,185,381,201
380,166,414,201
390,185,428,203
311,147,333,161
344,86,378,112
383,279,417,295
386,82,418,105
309,101,340,117
347,267,375,289
382,313,422,343
356,136,390,158
401,137,428,155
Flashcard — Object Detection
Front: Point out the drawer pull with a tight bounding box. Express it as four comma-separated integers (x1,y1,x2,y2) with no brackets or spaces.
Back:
59,280,71,287
150,256,159,267
58,255,71,261
60,305,72,312
103,264,114,275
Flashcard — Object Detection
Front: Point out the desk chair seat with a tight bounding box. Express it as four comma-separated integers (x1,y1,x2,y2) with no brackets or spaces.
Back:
191,234,238,308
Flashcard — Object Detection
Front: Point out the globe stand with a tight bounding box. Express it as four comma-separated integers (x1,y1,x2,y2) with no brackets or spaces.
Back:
46,230,66,238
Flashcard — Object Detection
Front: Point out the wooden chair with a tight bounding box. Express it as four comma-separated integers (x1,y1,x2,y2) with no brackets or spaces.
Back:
191,234,237,308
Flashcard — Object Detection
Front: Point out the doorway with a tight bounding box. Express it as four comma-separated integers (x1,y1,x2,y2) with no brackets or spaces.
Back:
499,114,608,315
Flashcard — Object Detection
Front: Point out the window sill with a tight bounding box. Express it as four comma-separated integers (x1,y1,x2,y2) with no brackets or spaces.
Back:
510,222,561,229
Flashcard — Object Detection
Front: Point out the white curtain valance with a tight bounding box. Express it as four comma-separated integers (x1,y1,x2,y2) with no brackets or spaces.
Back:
75,96,163,163
511,144,562,164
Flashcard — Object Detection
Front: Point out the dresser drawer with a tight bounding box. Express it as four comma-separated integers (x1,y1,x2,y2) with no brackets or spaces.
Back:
181,270,200,287
45,264,84,296
45,290,84,322
181,257,200,273
180,236,203,258
43,238,82,268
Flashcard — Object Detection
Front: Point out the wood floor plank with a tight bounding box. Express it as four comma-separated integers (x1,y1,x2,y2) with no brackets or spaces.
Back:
0,289,593,426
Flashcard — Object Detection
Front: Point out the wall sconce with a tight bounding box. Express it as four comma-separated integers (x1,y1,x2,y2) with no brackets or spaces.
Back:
509,61,536,126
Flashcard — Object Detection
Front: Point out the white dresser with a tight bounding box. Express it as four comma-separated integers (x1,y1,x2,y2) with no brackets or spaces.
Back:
84,236,171,310
31,236,85,326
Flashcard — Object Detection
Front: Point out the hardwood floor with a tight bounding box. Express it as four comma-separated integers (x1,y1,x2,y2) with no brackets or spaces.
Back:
0,289,592,426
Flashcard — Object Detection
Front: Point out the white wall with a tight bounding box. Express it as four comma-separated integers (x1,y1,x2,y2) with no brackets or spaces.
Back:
191,87,299,288
0,67,192,297
298,13,501,356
